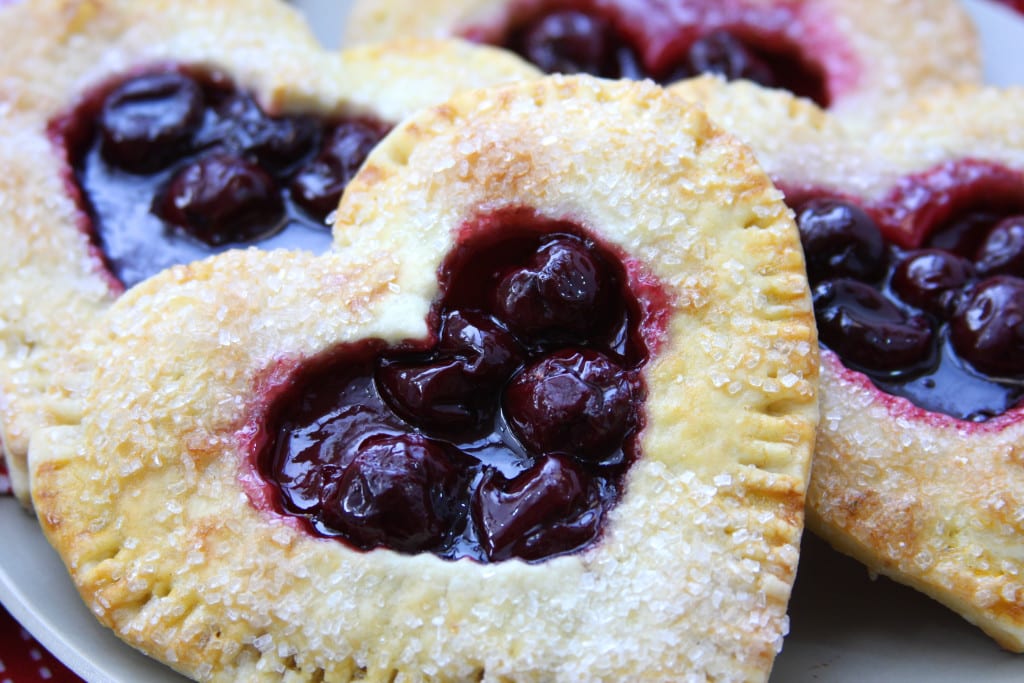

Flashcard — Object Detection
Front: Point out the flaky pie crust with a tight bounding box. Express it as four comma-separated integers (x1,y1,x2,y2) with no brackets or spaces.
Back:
31,76,818,682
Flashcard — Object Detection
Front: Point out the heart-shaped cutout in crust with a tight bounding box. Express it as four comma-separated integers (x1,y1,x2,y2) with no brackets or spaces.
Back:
0,0,539,505
31,76,818,682
343,0,981,116
672,75,1024,652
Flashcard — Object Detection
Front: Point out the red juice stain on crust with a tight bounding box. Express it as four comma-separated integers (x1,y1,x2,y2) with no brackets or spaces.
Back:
240,212,674,562
822,351,1024,434
236,355,313,532
873,160,1024,249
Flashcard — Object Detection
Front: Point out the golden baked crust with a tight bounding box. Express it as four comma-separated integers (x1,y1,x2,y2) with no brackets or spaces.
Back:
342,0,981,117
31,76,819,682
0,0,539,506
671,75,1024,652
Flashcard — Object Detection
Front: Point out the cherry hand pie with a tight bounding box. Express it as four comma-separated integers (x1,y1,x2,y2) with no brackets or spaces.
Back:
672,75,1024,653
0,0,538,506
343,0,981,116
30,76,819,682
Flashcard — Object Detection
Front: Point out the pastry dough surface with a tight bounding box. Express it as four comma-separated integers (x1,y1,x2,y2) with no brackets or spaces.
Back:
672,75,1024,652
32,76,819,682
0,0,538,504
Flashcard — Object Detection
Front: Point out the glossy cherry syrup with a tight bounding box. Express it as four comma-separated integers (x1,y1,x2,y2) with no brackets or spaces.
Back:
51,66,389,288
258,218,668,562
792,161,1024,421
483,0,833,106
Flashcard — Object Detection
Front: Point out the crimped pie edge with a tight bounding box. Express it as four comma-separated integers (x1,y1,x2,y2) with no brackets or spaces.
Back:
31,76,819,682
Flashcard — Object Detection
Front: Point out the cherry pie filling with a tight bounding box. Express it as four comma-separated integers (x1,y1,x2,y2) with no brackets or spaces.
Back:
51,66,390,288
482,0,829,106
256,217,669,563
793,161,1024,422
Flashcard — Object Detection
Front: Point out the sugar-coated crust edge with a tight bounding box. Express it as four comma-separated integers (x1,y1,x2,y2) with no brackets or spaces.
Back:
32,76,818,682
0,0,538,506
671,75,1024,652
811,355,1024,653
342,0,981,117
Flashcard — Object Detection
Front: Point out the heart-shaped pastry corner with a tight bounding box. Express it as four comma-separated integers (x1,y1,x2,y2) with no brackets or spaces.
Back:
0,0,539,506
343,0,980,117
31,75,818,682
672,75,1024,652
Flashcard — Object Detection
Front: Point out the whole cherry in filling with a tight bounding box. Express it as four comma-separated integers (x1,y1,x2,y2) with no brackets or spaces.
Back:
493,234,615,347
258,218,663,562
493,1,829,106
793,164,1024,421
505,10,642,79
53,66,390,288
504,349,638,466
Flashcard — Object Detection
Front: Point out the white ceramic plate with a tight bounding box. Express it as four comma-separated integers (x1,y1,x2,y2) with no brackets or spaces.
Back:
2,1,1023,680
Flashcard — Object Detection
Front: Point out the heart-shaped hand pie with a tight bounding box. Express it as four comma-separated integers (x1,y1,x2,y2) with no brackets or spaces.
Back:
30,76,818,682
672,75,1024,652
0,0,538,505
344,0,981,116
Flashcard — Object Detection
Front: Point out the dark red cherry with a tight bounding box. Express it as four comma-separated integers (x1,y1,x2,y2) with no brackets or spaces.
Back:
493,235,613,346
156,152,283,245
975,216,1024,277
687,30,776,87
950,276,1024,377
437,310,524,382
797,199,886,284
204,93,321,173
290,119,387,221
472,455,600,561
377,359,480,431
504,349,638,464
99,72,204,172
926,209,1003,258
813,279,934,374
377,311,522,431
512,11,636,78
890,249,975,315
319,434,465,553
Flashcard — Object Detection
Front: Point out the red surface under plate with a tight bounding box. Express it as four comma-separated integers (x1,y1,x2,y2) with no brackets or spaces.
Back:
995,0,1024,14
0,604,82,682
